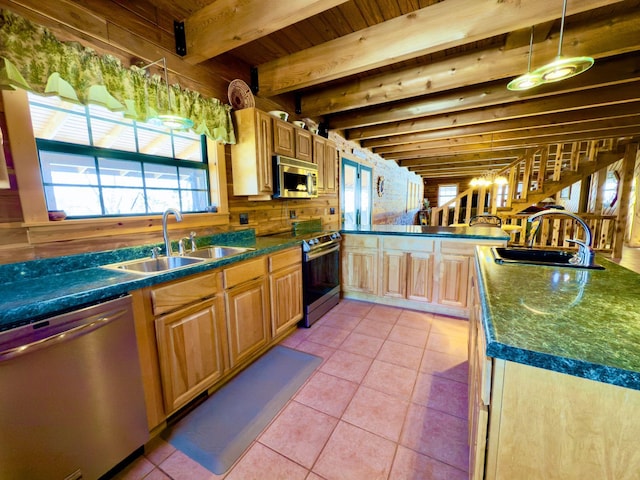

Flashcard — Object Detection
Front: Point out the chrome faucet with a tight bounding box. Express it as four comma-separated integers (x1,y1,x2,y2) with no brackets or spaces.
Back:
162,208,183,256
527,209,596,267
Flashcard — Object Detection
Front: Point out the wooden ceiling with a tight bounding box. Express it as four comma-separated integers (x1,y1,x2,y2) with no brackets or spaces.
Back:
156,0,640,180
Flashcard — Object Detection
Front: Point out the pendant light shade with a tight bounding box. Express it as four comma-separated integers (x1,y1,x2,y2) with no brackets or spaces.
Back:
141,58,194,131
507,27,543,91
507,0,594,90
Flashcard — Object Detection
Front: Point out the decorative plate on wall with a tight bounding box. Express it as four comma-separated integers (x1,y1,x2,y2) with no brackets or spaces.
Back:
377,176,385,197
228,79,255,110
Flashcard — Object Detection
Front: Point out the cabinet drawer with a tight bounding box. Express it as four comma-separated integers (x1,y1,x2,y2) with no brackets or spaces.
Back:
342,235,379,249
269,247,301,272
383,236,434,252
224,257,267,289
441,240,476,255
151,271,221,316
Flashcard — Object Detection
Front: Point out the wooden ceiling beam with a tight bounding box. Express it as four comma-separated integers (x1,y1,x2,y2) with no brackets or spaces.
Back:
380,126,640,159
410,160,513,173
355,81,640,147
183,0,349,64
398,150,526,166
374,117,640,154
333,54,640,134
362,102,640,148
302,10,640,116
256,0,623,96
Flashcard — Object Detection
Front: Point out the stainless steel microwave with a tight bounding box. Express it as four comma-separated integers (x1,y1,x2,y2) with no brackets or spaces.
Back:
273,155,318,199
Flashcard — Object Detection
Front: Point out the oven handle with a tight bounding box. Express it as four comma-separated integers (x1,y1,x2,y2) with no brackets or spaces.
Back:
304,244,340,261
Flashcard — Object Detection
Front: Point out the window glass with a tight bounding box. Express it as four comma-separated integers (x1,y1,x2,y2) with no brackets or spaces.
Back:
28,92,212,218
438,184,458,206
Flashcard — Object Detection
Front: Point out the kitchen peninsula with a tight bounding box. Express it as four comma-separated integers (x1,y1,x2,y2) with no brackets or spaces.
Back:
340,224,509,318
468,246,640,479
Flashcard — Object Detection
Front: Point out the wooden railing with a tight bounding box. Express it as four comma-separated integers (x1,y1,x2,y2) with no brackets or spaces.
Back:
500,214,616,252
429,139,620,226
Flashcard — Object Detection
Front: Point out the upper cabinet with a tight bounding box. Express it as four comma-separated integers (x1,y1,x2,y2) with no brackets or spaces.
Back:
230,108,273,198
313,136,337,195
231,108,337,198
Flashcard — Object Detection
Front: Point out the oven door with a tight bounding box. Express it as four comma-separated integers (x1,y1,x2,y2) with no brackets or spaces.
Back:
302,244,340,326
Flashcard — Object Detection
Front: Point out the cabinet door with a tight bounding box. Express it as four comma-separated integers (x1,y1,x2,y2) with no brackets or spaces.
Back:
225,277,270,368
155,297,226,413
273,118,295,157
323,140,337,194
438,253,470,308
295,128,313,162
270,263,303,337
407,251,435,303
255,109,274,194
313,136,326,192
342,248,378,294
382,250,406,298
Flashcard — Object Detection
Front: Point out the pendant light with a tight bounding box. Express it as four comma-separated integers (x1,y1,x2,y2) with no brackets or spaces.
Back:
141,58,194,131
507,26,543,91
531,0,594,83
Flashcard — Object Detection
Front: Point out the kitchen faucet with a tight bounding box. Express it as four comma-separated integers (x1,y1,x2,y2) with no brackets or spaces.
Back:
527,209,596,267
162,208,183,256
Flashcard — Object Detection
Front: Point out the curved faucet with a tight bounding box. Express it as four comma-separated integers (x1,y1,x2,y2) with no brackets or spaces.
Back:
162,208,183,256
527,209,595,267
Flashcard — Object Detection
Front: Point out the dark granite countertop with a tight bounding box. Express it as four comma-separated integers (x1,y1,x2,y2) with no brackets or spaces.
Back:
475,245,640,390
0,229,301,331
341,224,510,241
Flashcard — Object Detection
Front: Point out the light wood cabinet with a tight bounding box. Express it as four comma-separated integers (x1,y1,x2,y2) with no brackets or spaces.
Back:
155,297,226,413
269,247,303,337
224,257,270,368
273,117,313,162
342,234,505,317
231,108,273,198
313,135,338,195
295,128,313,162
342,235,379,295
273,117,295,157
150,271,226,414
381,237,435,303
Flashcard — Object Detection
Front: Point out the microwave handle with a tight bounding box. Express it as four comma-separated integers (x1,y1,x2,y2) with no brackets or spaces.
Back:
308,172,317,196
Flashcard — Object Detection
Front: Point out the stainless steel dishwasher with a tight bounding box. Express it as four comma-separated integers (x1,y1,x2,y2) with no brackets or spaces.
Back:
0,295,149,480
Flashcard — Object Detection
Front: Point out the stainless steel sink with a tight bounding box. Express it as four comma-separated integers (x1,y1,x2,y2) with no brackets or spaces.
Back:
186,245,255,259
103,255,205,274
491,247,604,270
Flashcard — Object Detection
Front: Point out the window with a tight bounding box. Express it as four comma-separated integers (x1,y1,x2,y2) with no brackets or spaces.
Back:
438,184,458,207
28,93,210,218
603,170,619,208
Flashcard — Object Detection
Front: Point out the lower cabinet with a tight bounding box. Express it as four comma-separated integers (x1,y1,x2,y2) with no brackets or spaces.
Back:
132,247,303,431
224,257,270,369
468,260,640,479
155,297,226,413
342,234,379,294
269,247,303,337
342,234,503,317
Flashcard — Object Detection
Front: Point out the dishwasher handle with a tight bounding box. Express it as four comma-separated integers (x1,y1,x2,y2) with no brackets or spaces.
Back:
0,307,129,363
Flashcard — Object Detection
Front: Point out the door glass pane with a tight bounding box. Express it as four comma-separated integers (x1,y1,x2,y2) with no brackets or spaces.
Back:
343,161,357,225
360,167,372,226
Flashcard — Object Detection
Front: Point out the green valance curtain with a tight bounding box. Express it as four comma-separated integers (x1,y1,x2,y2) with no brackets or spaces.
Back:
0,9,235,144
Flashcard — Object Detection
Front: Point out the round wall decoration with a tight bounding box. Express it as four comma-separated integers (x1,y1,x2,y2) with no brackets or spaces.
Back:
377,176,385,197
227,79,255,110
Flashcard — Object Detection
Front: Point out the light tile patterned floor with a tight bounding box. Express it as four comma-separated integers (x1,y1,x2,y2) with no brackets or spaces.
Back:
114,300,470,480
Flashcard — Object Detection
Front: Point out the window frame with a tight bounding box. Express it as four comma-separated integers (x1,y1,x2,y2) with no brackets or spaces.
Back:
2,88,228,228
438,183,458,207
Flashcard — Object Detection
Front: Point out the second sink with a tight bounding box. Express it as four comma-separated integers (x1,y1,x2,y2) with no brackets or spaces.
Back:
103,255,205,274
491,247,604,270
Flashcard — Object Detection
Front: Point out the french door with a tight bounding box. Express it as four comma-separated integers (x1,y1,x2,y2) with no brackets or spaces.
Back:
342,157,372,226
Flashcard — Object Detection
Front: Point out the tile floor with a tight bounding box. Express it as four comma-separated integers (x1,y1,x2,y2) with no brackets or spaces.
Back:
113,300,470,480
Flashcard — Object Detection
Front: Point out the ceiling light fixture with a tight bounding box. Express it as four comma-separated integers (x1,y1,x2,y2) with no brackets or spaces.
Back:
141,58,194,131
507,0,594,91
470,171,508,187
507,27,543,91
